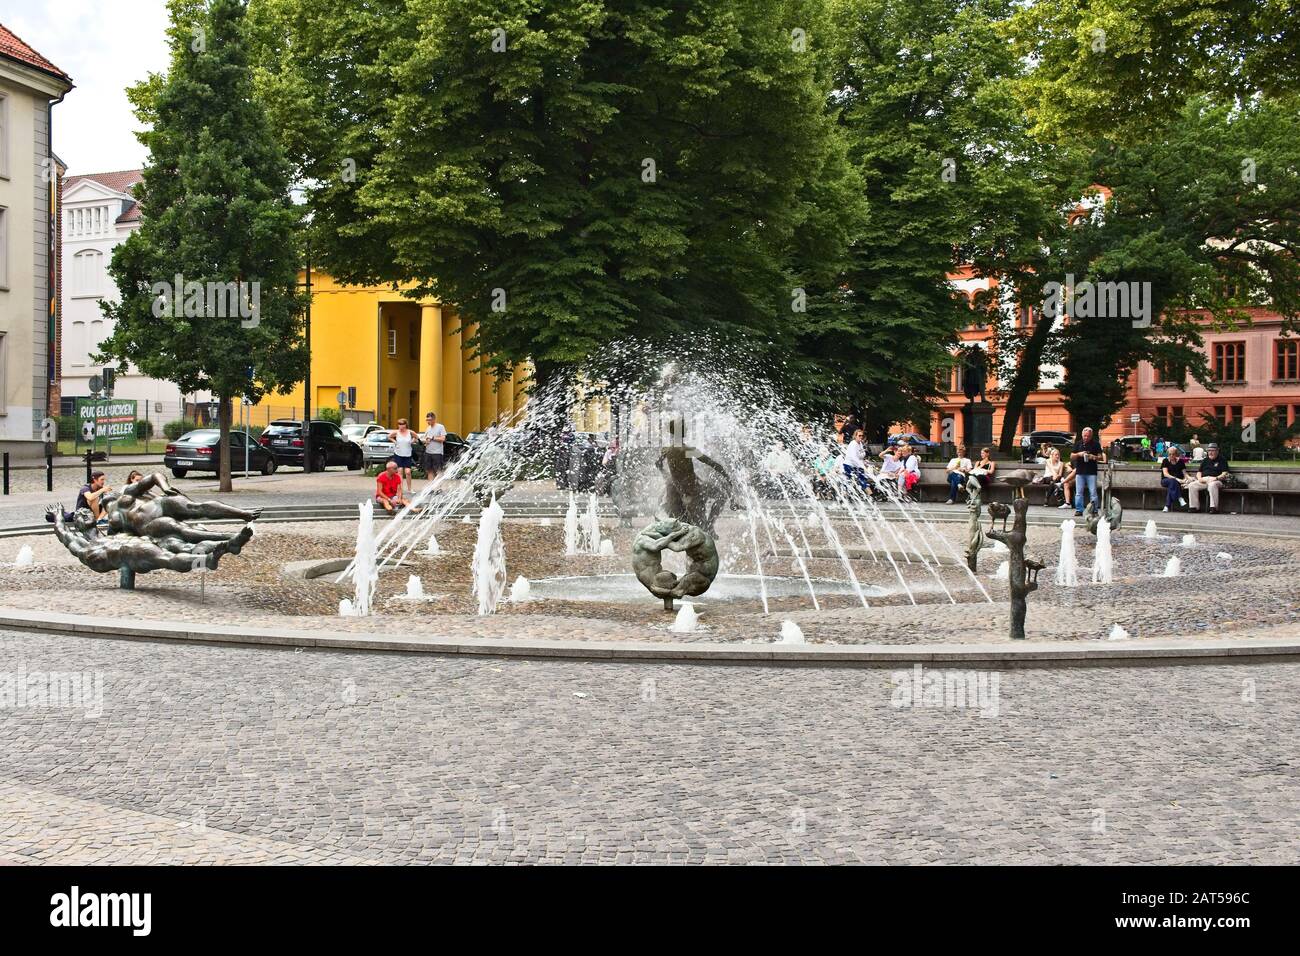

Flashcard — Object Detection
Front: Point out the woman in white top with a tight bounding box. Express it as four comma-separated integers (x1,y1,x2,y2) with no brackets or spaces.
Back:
900,444,922,499
388,418,417,495
1035,447,1069,507
841,429,868,490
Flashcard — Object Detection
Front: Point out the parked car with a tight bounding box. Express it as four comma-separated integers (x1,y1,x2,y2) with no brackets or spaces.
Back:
165,429,278,479
362,429,469,466
886,432,940,450
341,422,385,447
259,419,363,471
1108,434,1152,461
1019,429,1074,462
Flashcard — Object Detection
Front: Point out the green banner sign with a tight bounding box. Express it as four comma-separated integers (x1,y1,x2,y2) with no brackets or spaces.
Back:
77,398,138,442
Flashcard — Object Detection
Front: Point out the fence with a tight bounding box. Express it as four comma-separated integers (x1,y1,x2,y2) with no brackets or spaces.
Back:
53,401,381,457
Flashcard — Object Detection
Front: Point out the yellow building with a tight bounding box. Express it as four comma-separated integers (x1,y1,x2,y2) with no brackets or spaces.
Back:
254,272,527,434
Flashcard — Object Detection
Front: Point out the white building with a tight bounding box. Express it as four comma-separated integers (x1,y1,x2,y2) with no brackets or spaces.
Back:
0,23,72,456
60,169,207,418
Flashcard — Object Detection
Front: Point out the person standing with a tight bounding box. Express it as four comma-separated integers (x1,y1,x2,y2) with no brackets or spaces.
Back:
388,418,416,496
1160,445,1189,512
944,444,972,503
1188,443,1230,513
1070,426,1105,516
842,428,869,490
421,412,447,484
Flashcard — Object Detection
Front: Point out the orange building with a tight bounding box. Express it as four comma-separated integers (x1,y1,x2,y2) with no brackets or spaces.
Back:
914,270,1300,449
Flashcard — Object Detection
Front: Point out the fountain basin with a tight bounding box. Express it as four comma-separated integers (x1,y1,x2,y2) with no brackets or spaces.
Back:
524,573,886,604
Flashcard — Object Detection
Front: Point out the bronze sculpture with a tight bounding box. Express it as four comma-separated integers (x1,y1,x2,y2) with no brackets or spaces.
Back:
631,518,720,611
986,497,1042,641
50,471,259,588
965,473,984,573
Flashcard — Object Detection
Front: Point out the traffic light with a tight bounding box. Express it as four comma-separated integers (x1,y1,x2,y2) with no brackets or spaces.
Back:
102,367,116,396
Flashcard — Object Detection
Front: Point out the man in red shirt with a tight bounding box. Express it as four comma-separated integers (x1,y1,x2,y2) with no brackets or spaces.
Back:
375,461,410,512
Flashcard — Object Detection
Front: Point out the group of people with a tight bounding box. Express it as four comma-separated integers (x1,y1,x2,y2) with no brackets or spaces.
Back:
943,446,999,503
948,426,1107,516
374,412,448,512
1160,441,1232,513
839,430,922,499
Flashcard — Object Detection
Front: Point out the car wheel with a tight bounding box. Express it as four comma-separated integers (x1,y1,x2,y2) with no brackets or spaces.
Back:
171,468,188,479
261,457,277,476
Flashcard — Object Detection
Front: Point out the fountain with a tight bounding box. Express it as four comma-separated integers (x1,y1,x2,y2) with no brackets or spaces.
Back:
1215,552,1233,564
509,575,532,602
405,575,425,599
992,560,1009,581
1108,624,1131,640
345,500,379,616
471,497,507,615
776,620,805,644
1143,519,1158,540
423,534,441,556
331,339,995,625
13,544,33,568
1091,518,1113,584
1055,519,1079,587
1164,555,1181,577
670,602,700,633
1181,534,1196,548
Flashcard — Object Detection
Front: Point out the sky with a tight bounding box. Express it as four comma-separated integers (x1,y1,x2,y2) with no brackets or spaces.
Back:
2,0,171,175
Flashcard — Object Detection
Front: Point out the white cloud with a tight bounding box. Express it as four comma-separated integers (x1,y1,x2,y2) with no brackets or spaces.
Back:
2,0,170,174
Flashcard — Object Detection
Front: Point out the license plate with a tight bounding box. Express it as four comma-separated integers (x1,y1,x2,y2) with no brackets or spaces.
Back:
175,460,196,466
273,440,288,446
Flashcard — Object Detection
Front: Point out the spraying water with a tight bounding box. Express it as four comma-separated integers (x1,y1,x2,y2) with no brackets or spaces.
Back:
776,620,806,644
1108,624,1130,640
1055,519,1079,587
1143,519,1158,540
405,575,425,599
424,534,441,556
13,545,34,568
1181,534,1196,548
341,500,379,616
472,497,507,615
1164,555,1181,577
670,602,700,633
564,493,579,555
1091,519,1113,584
509,575,532,602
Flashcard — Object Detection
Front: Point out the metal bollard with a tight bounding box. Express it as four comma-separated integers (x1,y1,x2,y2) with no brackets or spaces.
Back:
2,452,8,496
46,454,54,492
85,450,93,484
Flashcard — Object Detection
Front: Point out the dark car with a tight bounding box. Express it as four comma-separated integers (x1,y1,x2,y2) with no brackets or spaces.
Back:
164,429,278,479
1108,434,1153,461
886,432,940,450
259,419,363,471
1019,429,1074,462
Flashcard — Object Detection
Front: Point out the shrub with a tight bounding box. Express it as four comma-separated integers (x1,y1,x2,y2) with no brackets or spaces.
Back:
135,420,155,440
317,407,342,425
164,419,199,441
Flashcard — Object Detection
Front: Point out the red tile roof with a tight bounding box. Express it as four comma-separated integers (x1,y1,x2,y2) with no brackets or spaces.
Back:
64,169,144,196
0,22,71,82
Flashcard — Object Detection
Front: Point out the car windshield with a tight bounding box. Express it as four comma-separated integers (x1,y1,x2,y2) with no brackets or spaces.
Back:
342,425,369,438
264,424,301,436
178,430,220,444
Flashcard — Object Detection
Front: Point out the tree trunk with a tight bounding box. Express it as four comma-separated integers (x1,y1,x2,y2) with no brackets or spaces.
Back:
997,318,1056,454
218,394,233,493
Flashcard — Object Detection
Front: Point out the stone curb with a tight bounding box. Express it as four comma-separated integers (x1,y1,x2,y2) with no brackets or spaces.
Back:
1,608,1296,668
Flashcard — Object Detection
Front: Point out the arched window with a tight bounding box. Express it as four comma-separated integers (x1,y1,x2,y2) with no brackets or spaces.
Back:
73,249,104,296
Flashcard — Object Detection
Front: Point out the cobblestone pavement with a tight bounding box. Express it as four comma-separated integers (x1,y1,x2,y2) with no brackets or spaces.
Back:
0,629,1295,864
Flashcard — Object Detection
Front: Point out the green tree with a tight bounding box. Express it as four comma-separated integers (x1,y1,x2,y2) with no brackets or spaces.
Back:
100,0,306,492
248,0,860,396
1057,95,1300,432
1003,0,1299,142
795,0,1072,441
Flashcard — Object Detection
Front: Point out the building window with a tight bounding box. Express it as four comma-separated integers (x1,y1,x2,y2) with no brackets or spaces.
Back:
1017,304,1037,328
1155,406,1168,425
1231,405,1243,423
951,364,964,393
1213,405,1227,422
70,321,86,366
1020,408,1037,433
387,327,397,356
347,386,357,407
0,205,7,288
1171,407,1184,426
0,93,8,179
72,249,104,297
1276,339,1299,381
1212,342,1246,382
